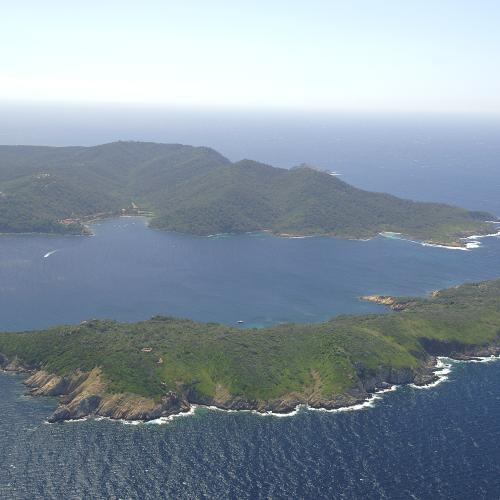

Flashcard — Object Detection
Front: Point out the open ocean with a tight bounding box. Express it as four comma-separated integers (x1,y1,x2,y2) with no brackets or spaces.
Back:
0,108,499,499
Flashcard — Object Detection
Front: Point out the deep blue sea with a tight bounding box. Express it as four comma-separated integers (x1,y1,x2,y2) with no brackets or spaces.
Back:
0,109,499,499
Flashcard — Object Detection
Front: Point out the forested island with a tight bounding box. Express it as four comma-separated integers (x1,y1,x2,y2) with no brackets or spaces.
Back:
1,279,499,422
0,141,496,246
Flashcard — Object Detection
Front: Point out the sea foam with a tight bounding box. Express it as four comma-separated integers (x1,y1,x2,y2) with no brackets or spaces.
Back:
380,228,500,251
52,356,500,426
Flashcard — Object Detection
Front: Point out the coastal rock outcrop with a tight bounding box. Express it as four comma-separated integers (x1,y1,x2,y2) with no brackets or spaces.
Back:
0,354,35,373
179,362,439,415
360,295,418,311
1,351,473,422
418,337,500,359
19,366,192,423
354,361,437,390
25,371,73,396
95,391,190,421
0,352,494,422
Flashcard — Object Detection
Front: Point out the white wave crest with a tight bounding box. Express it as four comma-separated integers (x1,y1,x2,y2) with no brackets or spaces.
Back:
410,357,452,389
380,226,500,251
50,356,500,425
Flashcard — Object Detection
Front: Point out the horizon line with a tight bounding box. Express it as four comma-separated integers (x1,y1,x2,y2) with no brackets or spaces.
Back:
1,99,500,118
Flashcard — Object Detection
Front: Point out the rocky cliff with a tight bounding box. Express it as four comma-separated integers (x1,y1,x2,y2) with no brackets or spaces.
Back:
23,368,190,423
1,353,441,423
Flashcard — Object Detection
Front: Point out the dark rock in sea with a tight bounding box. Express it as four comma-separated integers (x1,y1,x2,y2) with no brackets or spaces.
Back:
49,395,102,423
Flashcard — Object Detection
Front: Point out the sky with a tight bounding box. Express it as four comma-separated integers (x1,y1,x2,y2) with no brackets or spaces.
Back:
1,0,499,114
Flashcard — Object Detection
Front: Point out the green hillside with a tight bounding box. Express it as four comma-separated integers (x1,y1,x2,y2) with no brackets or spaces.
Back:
0,141,495,244
1,279,499,419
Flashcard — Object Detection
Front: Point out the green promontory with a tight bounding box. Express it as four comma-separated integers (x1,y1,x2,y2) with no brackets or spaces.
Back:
0,141,496,245
1,279,499,422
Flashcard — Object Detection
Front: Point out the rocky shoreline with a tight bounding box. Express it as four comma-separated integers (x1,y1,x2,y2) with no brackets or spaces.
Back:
0,316,500,422
4,349,497,424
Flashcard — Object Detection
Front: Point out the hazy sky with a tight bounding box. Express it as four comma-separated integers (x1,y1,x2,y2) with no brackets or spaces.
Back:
1,1,499,113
